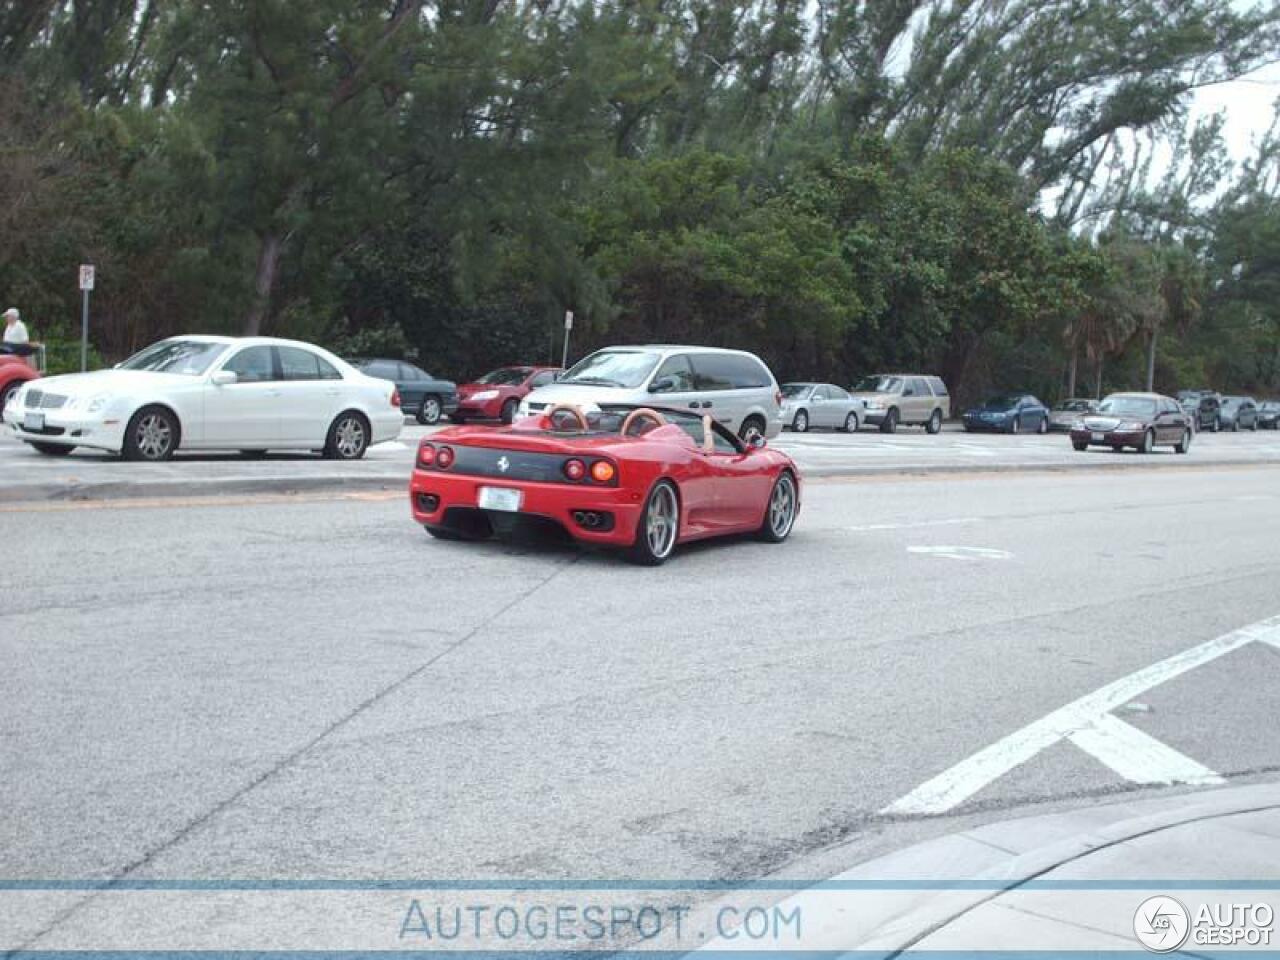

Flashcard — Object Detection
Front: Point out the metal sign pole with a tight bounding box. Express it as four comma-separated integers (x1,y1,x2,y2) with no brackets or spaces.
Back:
78,264,95,371
561,310,573,369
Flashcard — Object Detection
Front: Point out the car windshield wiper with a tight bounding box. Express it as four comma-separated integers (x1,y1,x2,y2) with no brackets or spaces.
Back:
563,376,624,387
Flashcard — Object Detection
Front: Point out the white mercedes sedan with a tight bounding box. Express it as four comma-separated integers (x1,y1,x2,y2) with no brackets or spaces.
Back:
1,335,403,461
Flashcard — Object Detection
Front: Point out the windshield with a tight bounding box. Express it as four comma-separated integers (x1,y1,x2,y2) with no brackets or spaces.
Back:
781,384,811,398
1098,396,1156,417
477,367,532,386
1054,399,1091,412
983,394,1019,409
560,350,661,389
119,339,227,376
853,376,901,393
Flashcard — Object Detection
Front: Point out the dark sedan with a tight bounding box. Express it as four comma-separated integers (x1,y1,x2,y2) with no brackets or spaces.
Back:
352,358,458,425
1218,395,1259,431
1070,392,1192,454
1259,400,1280,429
962,393,1049,433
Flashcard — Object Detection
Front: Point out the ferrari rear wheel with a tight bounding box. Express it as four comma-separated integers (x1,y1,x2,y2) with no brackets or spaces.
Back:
758,472,798,543
629,480,679,566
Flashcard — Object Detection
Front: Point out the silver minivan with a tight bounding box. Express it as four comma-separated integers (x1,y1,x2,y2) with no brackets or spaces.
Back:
517,345,784,439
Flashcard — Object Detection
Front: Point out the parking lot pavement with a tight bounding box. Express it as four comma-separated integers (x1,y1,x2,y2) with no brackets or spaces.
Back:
4,462,1279,936
3,419,1280,501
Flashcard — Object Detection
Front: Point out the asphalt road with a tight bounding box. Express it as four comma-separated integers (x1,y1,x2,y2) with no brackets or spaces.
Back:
5,461,1279,903
3,421,1280,501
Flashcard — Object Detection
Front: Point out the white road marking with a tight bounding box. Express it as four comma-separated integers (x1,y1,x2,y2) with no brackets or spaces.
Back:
1066,713,1225,786
883,614,1280,815
906,545,1013,561
842,517,979,533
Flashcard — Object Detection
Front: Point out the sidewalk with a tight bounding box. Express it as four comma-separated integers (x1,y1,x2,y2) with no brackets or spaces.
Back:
799,783,1280,952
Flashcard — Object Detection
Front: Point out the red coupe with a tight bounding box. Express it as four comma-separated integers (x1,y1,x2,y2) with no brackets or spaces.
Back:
0,347,40,411
410,404,801,564
453,365,562,424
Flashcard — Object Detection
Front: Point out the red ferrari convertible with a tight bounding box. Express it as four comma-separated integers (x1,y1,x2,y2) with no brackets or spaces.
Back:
410,404,800,564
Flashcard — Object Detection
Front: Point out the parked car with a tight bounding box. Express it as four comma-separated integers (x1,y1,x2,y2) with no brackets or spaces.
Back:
0,345,41,412
351,358,457,424
453,365,561,424
517,345,784,441
411,403,799,564
961,393,1049,434
1258,400,1280,429
849,374,950,434
1069,392,1192,454
780,382,865,433
1047,398,1097,432
3,336,402,460
1218,395,1258,431
1180,392,1222,432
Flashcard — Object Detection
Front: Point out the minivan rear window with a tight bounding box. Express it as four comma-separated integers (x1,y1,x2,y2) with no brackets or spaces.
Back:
692,353,771,390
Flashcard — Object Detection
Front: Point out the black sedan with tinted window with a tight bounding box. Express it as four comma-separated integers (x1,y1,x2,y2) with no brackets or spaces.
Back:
1070,392,1193,454
351,357,458,424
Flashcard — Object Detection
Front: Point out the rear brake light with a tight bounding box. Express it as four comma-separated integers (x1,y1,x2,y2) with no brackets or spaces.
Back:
417,442,436,467
391,389,401,408
590,460,616,483
436,446,455,469
774,390,783,407
563,458,586,481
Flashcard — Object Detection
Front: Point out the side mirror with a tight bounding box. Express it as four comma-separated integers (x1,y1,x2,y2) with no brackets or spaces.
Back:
211,370,238,386
649,375,677,394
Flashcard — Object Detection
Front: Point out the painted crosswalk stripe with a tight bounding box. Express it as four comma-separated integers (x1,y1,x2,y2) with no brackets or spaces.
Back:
883,614,1280,816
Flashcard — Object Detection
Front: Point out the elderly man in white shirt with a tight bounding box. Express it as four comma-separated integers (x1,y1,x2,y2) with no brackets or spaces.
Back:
3,308,29,345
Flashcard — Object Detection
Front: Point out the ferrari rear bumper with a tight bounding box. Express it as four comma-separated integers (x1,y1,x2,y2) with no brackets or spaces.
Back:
410,469,646,546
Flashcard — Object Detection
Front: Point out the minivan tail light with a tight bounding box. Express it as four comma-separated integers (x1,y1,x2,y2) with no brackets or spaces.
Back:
774,389,783,407
391,389,401,408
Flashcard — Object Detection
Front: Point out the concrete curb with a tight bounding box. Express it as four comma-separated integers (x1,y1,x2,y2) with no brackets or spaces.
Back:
0,470,409,503
827,783,1280,952
0,454,1276,504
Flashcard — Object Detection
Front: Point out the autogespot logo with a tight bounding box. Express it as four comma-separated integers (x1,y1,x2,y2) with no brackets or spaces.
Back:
1134,895,1191,952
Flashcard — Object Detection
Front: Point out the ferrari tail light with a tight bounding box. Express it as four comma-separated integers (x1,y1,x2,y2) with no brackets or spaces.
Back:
563,458,586,481
589,460,616,484
436,446,455,469
391,389,401,408
417,442,436,467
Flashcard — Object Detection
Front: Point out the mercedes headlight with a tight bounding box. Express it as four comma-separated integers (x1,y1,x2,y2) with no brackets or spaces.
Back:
84,393,111,413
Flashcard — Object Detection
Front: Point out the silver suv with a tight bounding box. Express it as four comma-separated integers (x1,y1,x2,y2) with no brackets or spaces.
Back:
850,373,951,434
518,345,784,439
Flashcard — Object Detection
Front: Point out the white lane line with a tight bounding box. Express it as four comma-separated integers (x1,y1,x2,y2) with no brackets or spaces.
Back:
907,545,1013,561
883,614,1280,816
1066,713,1225,786
842,517,979,533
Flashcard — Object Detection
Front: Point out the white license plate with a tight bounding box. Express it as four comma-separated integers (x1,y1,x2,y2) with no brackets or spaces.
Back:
478,486,522,512
1091,432,1104,442
23,412,45,431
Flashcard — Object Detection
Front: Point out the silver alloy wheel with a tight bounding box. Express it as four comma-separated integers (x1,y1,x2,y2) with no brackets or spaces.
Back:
335,416,366,458
794,411,808,432
768,474,797,539
646,484,678,560
135,412,173,460
421,396,441,424
845,412,858,432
